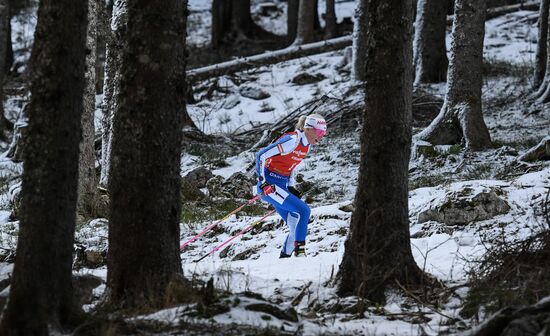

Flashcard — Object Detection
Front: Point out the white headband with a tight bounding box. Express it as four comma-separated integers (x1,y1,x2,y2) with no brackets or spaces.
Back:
304,116,327,131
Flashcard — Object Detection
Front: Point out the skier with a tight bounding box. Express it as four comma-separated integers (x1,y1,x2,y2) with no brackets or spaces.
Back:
255,114,327,258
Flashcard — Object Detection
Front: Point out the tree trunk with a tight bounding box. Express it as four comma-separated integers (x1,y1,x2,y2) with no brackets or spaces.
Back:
212,0,279,48
188,35,352,82
0,0,10,141
78,0,99,218
534,0,550,102
211,0,231,48
0,0,7,74
293,0,315,45
95,0,111,94
413,0,449,84
534,0,549,88
99,0,126,188
351,0,368,82
416,0,491,151
287,0,299,43
0,0,87,334
4,0,11,74
337,0,424,304
313,0,321,33
232,0,254,36
325,0,337,38
106,0,185,309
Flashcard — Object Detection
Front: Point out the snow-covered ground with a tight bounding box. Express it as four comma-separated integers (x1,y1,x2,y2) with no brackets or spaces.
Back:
186,7,541,137
0,2,548,336
484,10,538,65
179,6,548,335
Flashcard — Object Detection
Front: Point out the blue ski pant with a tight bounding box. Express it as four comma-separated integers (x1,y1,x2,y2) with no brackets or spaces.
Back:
257,170,311,255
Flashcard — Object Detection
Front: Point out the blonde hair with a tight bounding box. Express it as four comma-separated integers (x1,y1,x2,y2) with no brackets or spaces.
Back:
295,113,325,131
295,115,307,130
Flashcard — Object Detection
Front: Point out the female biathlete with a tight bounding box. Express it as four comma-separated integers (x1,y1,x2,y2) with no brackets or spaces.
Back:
255,114,327,258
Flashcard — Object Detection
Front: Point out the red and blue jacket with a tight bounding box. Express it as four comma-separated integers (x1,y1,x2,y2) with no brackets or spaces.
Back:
255,130,310,186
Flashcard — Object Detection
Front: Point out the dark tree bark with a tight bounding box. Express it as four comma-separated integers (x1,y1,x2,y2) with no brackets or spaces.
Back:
325,0,337,38
313,0,321,33
0,0,8,74
211,0,279,48
5,12,11,74
100,0,126,187
101,0,195,187
534,0,549,88
106,0,185,309
4,0,11,74
534,0,550,102
416,0,492,151
351,0,368,81
337,0,424,303
287,0,299,43
78,0,99,217
0,0,87,334
232,0,255,35
413,0,449,84
95,0,111,94
0,0,11,142
293,0,316,45
211,0,231,49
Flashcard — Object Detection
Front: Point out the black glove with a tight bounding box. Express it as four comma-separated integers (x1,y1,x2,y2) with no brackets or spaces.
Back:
288,186,302,198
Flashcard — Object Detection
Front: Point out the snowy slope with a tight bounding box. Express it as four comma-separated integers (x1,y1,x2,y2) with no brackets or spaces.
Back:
176,6,549,335
0,2,548,336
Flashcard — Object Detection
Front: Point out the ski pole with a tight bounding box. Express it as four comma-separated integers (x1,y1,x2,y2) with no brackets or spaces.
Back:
179,193,263,251
194,209,276,263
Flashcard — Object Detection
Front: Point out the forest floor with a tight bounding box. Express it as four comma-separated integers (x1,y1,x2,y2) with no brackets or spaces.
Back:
0,2,547,336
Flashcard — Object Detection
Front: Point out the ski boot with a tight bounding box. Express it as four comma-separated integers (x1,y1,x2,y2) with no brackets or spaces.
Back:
294,241,306,257
279,251,291,258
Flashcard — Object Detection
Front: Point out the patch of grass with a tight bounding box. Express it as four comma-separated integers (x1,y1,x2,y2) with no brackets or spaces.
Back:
416,145,463,162
462,163,493,180
416,145,439,158
186,143,230,168
409,174,449,190
447,144,462,155
181,199,266,225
